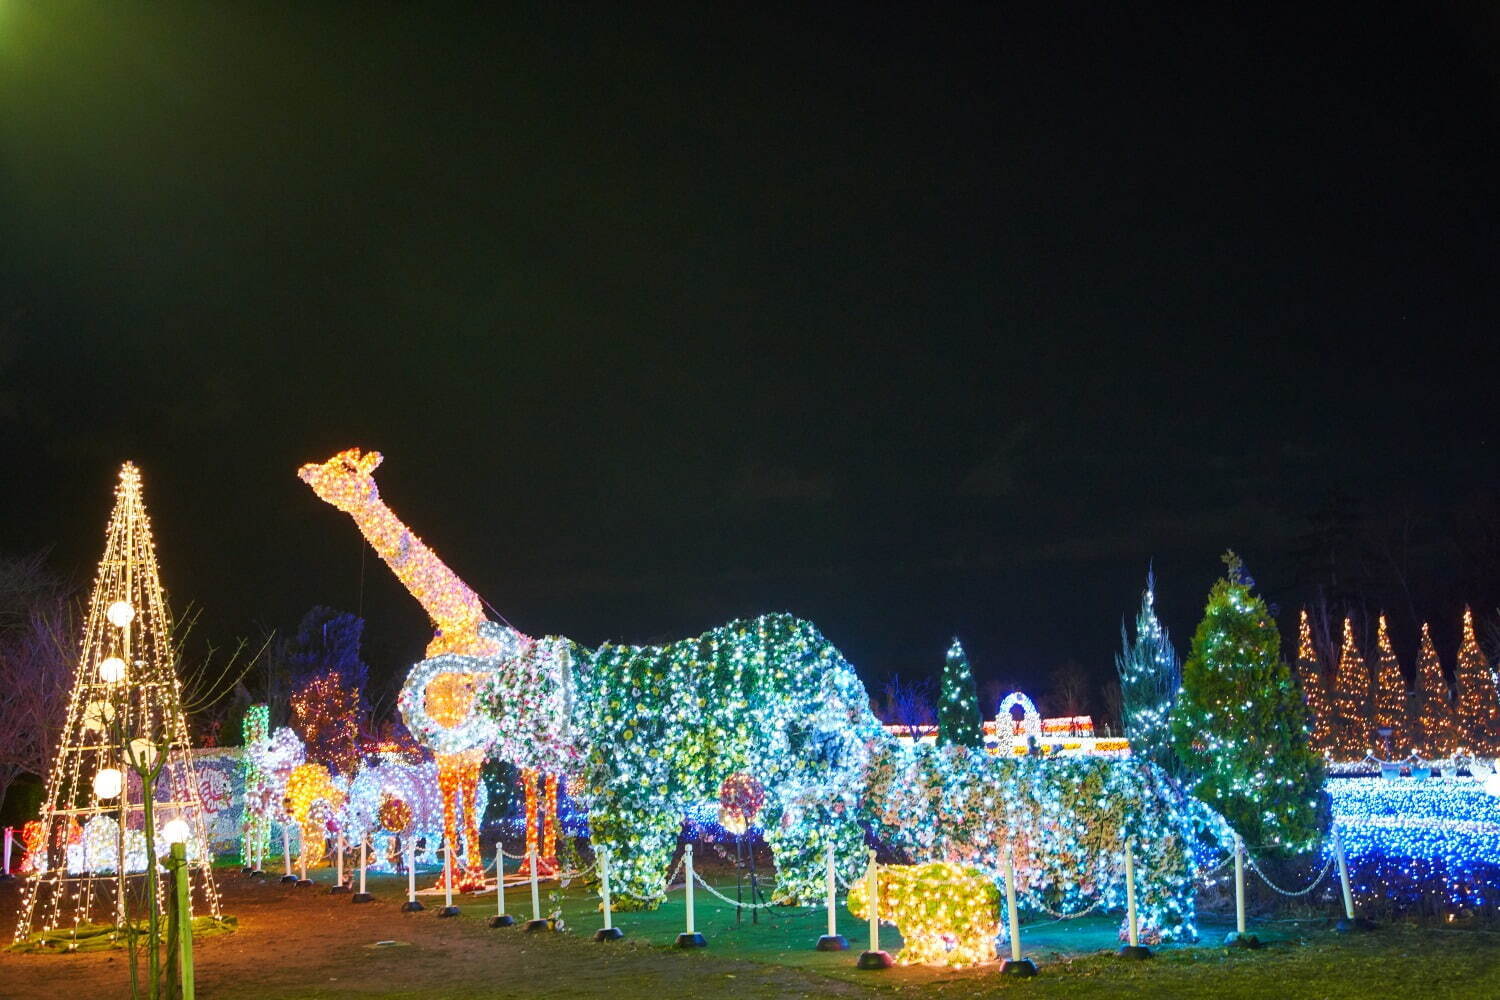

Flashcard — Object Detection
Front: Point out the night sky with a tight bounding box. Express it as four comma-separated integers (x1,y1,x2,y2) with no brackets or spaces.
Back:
2,5,1497,712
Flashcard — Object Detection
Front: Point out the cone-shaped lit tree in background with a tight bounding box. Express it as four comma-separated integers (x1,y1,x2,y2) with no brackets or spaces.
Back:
936,638,984,748
1411,624,1457,759
14,463,221,945
1328,618,1373,760
1370,615,1409,758
1115,571,1182,778
1292,609,1332,755
1169,552,1327,857
1454,607,1500,755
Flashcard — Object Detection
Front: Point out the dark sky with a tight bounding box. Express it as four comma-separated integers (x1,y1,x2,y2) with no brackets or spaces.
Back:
2,4,1498,711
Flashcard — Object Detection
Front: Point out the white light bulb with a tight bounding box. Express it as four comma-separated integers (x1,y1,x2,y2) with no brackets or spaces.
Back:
98,657,127,683
160,818,191,846
107,601,135,627
93,767,123,800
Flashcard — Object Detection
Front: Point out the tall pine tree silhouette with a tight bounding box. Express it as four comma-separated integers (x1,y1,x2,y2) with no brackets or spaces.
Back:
1115,571,1182,778
936,639,984,748
1169,552,1327,856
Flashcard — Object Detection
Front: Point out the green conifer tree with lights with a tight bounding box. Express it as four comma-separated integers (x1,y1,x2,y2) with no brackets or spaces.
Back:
936,638,984,748
1169,552,1328,856
1115,569,1183,779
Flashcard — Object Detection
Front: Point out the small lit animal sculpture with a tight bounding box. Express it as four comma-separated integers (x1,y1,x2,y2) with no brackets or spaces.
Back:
847,861,1002,967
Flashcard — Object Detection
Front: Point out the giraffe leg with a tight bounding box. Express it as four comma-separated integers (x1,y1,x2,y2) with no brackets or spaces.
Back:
522,768,539,874
542,774,559,870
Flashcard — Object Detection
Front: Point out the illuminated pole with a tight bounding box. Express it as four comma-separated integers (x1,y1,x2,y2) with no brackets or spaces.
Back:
1117,839,1151,959
524,847,549,931
490,846,513,928
675,844,705,947
1332,826,1373,932
2,827,12,877
437,842,459,916
594,847,622,940
816,843,847,950
1334,827,1354,920
855,848,890,968
1234,835,1246,935
1224,834,1257,947
170,842,195,1000
400,838,423,912
280,824,295,883
998,845,1036,976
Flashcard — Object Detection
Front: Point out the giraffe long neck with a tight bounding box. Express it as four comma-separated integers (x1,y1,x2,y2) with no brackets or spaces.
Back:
348,495,491,654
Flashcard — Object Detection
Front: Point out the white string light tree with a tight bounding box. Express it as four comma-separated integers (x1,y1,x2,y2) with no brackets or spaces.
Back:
13,462,223,948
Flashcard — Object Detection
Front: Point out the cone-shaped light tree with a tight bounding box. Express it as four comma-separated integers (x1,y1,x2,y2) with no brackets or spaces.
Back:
936,638,984,748
1169,552,1328,856
1411,624,1457,759
1114,571,1182,778
14,463,221,945
1293,609,1332,754
1328,618,1373,760
1454,607,1500,755
1370,615,1409,758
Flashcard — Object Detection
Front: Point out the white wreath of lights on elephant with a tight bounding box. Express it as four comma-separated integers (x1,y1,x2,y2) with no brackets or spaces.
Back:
397,651,508,756
344,756,484,870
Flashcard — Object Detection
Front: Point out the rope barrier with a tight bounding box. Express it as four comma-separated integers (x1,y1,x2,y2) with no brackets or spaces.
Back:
1245,853,1335,897
690,868,801,911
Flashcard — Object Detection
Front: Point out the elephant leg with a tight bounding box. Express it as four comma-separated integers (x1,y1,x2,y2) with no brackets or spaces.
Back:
766,801,867,905
590,802,681,910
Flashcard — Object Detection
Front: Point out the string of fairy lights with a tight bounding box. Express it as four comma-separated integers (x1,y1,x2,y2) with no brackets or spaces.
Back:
14,463,222,945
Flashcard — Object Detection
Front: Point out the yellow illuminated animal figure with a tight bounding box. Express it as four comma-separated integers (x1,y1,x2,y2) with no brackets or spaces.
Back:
847,861,1001,967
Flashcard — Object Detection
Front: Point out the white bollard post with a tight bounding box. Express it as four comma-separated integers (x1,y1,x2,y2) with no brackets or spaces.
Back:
401,837,424,912
3,826,12,876
1331,825,1371,931
445,846,454,907
998,846,1035,975
854,847,891,967
1005,848,1022,961
1118,838,1150,958
594,847,622,940
299,839,309,884
827,845,838,936
336,834,345,887
816,843,847,950
1222,834,1257,947
280,824,295,883
1334,827,1354,920
359,837,368,894
675,844,705,947
530,849,541,920
684,844,696,935
1234,835,1246,935
490,846,514,927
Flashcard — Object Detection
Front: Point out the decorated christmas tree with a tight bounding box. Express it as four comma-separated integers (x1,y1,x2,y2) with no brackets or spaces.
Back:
1411,623,1456,759
1168,552,1327,856
1454,607,1500,755
14,463,222,946
936,638,984,748
1292,609,1332,754
1370,615,1409,758
1114,571,1182,778
1328,618,1372,760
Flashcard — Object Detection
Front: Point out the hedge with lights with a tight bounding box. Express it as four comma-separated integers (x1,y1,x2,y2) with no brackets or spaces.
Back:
862,739,1204,943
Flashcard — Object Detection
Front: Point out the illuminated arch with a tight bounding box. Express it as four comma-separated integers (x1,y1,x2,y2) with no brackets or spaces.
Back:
995,692,1042,751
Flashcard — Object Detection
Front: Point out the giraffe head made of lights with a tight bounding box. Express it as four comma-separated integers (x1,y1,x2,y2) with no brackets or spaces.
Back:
297,447,383,515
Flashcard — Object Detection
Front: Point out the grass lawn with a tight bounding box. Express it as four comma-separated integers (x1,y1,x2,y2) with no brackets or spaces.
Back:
4,866,1498,999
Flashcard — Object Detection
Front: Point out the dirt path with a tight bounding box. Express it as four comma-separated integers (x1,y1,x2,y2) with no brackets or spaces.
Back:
0,873,878,1000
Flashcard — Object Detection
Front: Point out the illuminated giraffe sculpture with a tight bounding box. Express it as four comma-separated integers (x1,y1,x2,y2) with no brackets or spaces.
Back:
297,448,562,884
